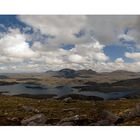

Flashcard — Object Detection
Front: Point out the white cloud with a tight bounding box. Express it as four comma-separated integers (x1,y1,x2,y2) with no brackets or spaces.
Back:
19,15,140,46
118,34,135,42
115,58,124,64
31,40,109,70
68,54,84,63
18,16,140,75
125,52,140,60
0,28,41,72
0,16,140,72
19,15,86,36
0,28,38,58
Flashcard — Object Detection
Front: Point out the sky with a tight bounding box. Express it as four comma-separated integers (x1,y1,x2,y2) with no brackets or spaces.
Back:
0,15,140,72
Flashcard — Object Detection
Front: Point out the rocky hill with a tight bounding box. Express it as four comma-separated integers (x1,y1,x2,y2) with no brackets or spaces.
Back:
78,69,97,75
45,69,78,78
45,69,97,78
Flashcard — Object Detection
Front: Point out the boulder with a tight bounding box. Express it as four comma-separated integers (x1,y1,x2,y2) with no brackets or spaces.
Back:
6,117,21,125
122,104,140,119
92,120,114,126
7,117,19,122
27,121,46,126
57,121,75,126
57,115,90,126
60,115,80,122
57,115,79,126
19,105,40,113
21,114,47,126
101,110,124,125
63,97,73,103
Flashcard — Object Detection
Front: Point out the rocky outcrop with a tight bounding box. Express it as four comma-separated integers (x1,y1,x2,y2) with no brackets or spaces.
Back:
46,69,78,78
57,121,75,126
78,69,97,75
101,110,124,125
21,114,47,126
19,105,40,113
92,120,114,126
57,115,91,126
46,69,97,78
63,97,73,103
58,69,78,78
121,104,140,119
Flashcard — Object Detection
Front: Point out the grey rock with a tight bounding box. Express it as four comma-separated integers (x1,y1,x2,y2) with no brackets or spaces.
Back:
60,115,80,122
57,115,90,126
57,115,80,125
21,113,46,126
101,110,123,124
27,121,46,126
63,97,73,103
122,104,140,119
93,120,114,126
20,105,40,113
57,121,75,126
7,117,19,122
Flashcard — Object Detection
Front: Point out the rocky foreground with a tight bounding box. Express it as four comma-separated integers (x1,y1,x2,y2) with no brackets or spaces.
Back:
0,95,140,126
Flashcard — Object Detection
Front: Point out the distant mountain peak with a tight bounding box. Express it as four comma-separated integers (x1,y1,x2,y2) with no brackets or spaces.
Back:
45,68,97,78
78,69,97,75
59,68,78,78
59,68,76,72
110,70,135,74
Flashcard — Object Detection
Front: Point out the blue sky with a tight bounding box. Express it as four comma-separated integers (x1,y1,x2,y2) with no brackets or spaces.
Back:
0,15,28,31
0,15,139,72
104,44,134,62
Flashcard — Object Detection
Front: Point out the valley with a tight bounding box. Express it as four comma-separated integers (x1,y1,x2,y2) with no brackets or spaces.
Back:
0,69,140,125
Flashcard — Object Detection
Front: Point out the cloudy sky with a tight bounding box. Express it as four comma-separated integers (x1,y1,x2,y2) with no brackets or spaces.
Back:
0,15,140,72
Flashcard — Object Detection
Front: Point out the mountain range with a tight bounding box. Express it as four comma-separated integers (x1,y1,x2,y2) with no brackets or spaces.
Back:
45,69,140,78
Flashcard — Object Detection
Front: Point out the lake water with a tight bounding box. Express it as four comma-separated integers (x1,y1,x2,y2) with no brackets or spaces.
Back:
0,83,135,100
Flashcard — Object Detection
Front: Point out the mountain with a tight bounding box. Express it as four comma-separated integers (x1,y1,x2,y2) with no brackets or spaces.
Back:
45,69,78,78
45,69,140,78
58,69,79,78
109,70,136,75
78,69,97,75
45,70,59,77
45,69,98,78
